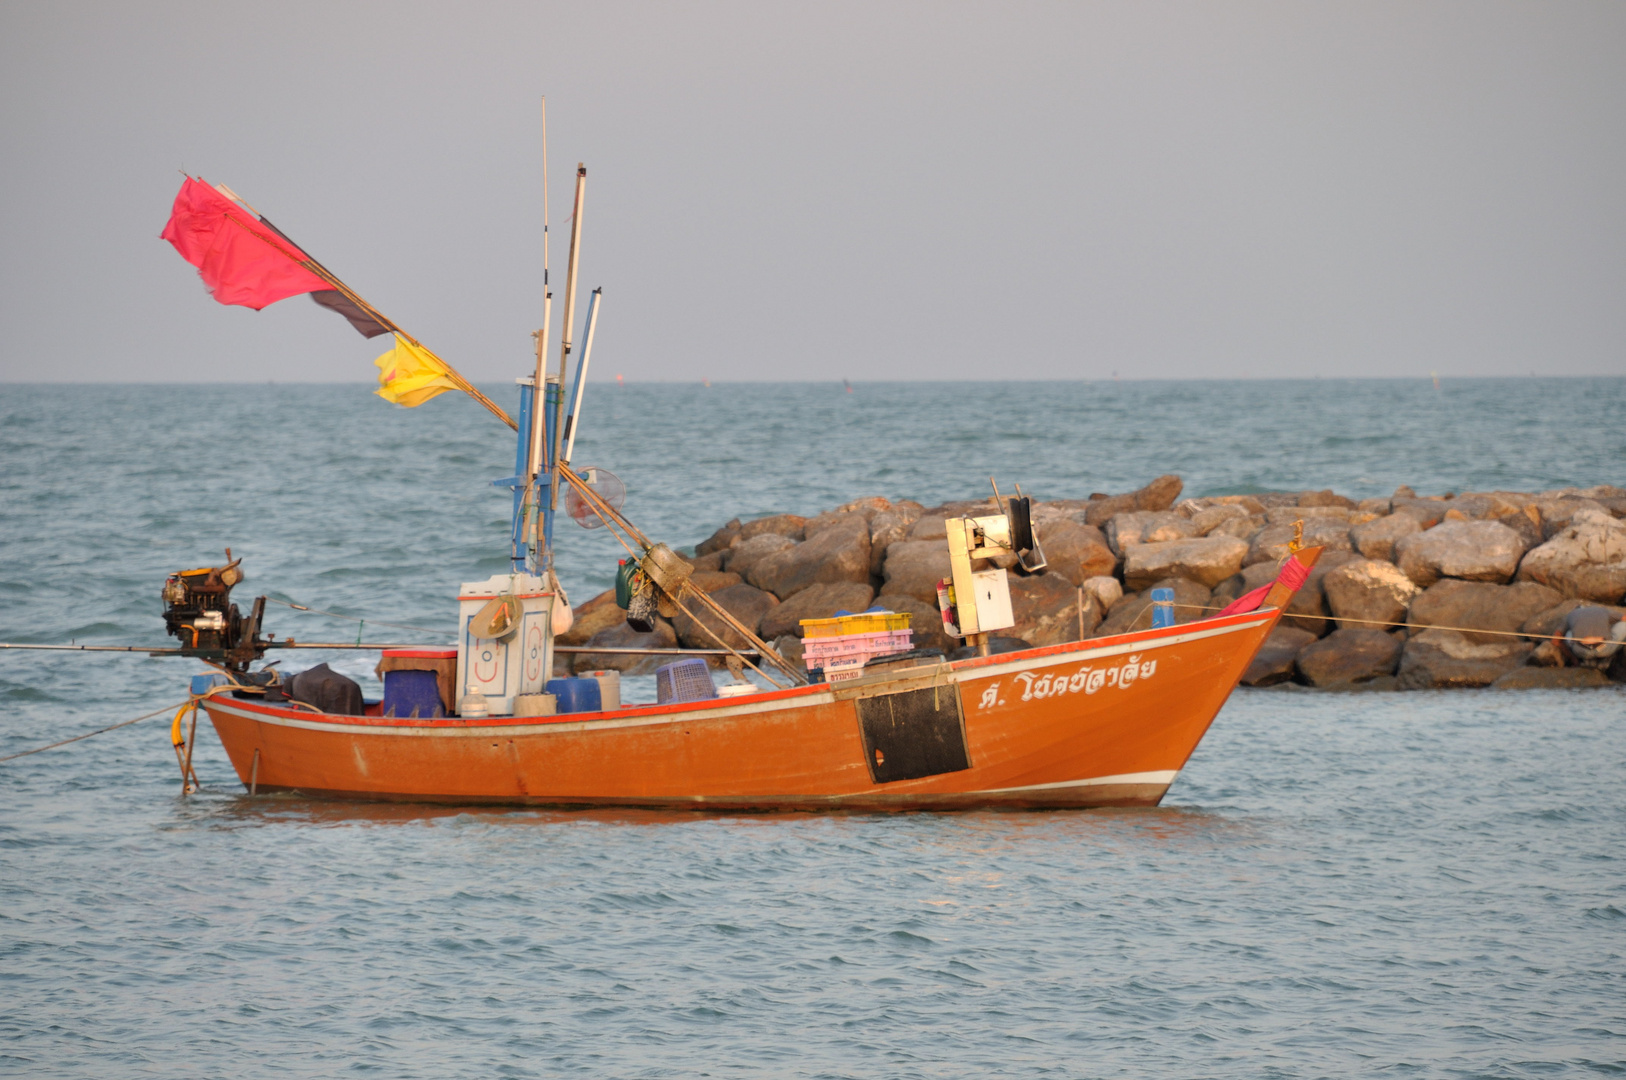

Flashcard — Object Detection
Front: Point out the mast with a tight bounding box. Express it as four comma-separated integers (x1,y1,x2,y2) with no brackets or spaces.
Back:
544,164,586,563
525,97,553,571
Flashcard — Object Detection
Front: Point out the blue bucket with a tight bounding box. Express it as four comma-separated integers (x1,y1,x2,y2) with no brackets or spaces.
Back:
546,677,603,714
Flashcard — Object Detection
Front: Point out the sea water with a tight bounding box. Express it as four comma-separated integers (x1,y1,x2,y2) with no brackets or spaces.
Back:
1,378,1622,1077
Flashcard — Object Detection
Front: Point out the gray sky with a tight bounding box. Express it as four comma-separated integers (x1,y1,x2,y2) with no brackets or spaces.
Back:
2,1,1623,383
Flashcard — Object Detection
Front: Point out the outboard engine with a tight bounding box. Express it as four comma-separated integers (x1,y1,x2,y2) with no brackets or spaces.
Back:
161,549,268,670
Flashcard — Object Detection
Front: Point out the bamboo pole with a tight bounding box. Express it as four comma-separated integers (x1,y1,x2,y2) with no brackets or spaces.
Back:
548,165,587,527
555,464,803,684
215,191,517,430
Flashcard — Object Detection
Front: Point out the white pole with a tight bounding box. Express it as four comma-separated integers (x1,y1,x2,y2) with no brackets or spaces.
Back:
527,96,552,480
562,288,602,465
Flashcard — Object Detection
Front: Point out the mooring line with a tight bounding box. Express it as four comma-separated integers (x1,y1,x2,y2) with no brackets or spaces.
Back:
1171,603,1593,642
263,597,445,635
0,701,189,763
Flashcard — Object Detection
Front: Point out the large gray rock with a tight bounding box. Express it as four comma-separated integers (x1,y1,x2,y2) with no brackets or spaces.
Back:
1245,518,1353,567
1323,559,1418,628
908,516,949,541
1204,495,1268,515
873,593,953,656
721,532,796,577
1208,513,1267,542
1295,627,1402,687
672,582,779,651
687,570,744,594
1093,578,1213,637
1490,666,1613,690
1123,536,1249,591
688,551,725,572
1393,520,1529,587
1496,510,1544,552
881,539,954,604
1298,489,1357,509
832,495,895,520
1519,599,1626,639
738,513,807,542
1390,499,1449,529
1267,505,1352,525
1530,498,1608,540
1397,629,1533,689
1239,560,1281,592
1008,572,1091,646
1190,504,1248,535
1081,576,1123,612
758,581,876,640
1036,520,1117,585
746,516,872,600
1242,626,1318,686
1285,550,1362,637
1350,514,1422,562
1515,509,1626,602
571,617,680,676
557,587,622,647
1407,579,1564,644
803,510,870,539
1083,475,1185,526
1106,511,1198,556
867,504,925,577
695,518,743,556
1210,573,1246,609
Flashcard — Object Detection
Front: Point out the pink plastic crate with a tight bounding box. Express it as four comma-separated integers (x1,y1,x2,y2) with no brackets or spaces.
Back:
821,657,868,683
802,629,913,662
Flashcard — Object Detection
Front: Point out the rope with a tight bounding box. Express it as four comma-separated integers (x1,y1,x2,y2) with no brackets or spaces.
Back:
263,597,445,635
668,584,789,689
1171,603,1581,642
0,701,188,763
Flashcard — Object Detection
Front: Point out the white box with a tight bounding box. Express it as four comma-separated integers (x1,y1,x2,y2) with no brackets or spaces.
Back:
456,573,559,715
971,568,1014,633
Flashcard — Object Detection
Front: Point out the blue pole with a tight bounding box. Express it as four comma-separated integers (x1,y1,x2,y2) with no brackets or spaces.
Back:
509,382,534,573
541,377,561,565
1150,587,1175,628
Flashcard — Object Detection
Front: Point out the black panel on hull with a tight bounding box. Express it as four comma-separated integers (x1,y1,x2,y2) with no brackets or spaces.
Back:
856,687,971,784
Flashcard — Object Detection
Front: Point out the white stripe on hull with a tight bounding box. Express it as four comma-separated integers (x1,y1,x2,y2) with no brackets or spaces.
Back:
974,770,1179,794
202,611,1270,737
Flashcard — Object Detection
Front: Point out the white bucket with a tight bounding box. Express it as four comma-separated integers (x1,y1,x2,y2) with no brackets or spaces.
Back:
458,692,489,718
580,669,621,711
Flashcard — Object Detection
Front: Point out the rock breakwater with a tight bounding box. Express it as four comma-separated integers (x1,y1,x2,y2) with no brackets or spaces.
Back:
563,476,1626,690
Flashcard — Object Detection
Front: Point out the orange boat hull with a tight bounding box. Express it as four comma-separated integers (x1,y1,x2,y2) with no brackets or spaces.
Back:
199,608,1281,810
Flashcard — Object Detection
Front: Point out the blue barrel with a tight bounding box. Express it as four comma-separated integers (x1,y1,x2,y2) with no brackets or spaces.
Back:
1150,587,1176,628
382,669,446,718
546,677,603,714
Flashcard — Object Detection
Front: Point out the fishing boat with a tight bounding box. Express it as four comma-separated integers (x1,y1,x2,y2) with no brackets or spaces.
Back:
151,112,1322,810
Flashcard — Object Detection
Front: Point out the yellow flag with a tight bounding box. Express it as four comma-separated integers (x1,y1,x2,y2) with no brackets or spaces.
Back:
373,334,458,407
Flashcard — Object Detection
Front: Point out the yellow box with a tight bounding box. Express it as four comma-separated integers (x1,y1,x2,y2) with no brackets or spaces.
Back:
800,611,912,638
